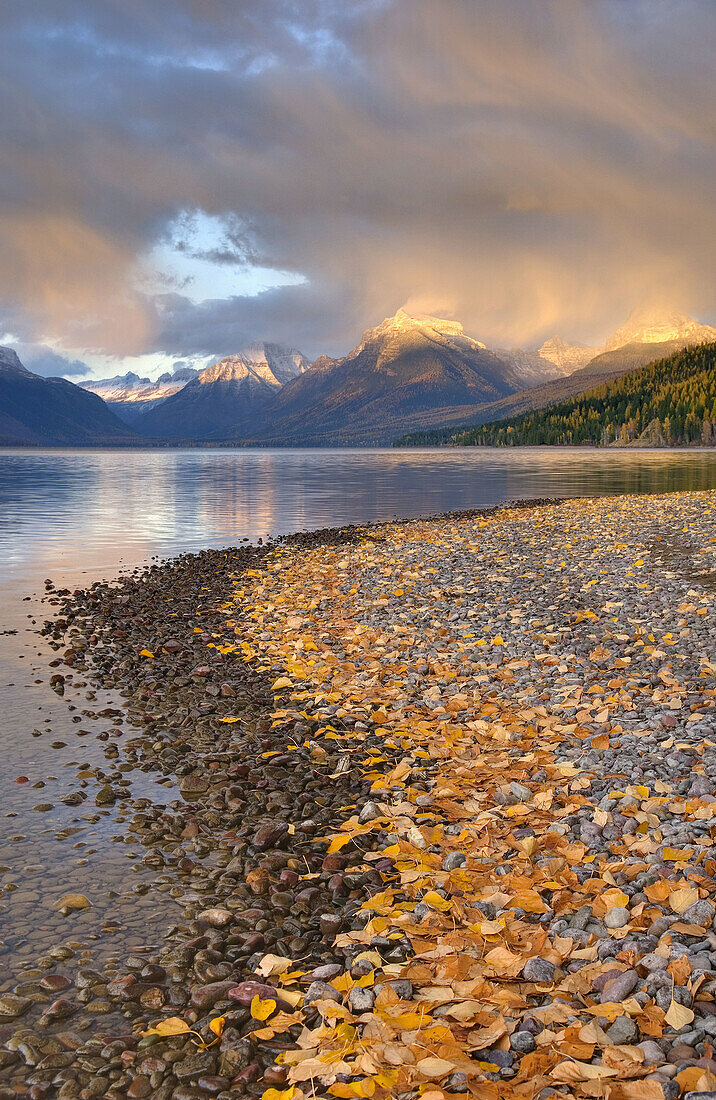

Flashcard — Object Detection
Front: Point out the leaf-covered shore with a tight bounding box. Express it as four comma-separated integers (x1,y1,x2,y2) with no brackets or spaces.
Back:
199,490,716,1100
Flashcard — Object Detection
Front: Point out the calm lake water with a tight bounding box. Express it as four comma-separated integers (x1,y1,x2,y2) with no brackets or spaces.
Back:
0,446,715,982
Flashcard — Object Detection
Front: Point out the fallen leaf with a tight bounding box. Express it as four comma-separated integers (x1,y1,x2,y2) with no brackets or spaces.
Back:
251,994,277,1021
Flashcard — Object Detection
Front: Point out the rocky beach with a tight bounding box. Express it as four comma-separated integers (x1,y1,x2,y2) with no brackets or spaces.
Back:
1,490,715,1100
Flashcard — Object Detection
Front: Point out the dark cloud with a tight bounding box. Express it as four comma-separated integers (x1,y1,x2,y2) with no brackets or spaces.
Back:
0,0,713,360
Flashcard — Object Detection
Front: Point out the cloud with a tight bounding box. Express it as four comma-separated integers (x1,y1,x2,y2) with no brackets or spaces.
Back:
0,0,713,360
13,342,91,378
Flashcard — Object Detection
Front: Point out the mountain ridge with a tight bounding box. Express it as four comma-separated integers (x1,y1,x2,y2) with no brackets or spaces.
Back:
0,347,140,446
211,310,532,446
135,342,309,439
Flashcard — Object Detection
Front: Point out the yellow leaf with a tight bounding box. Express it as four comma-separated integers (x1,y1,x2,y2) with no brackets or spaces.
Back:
219,716,240,723
327,834,351,854
141,1016,191,1037
262,1088,296,1100
492,635,505,646
520,835,537,857
251,994,277,1021
662,846,694,861
139,649,154,658
422,890,452,912
664,999,694,1029
209,1016,225,1037
271,677,293,691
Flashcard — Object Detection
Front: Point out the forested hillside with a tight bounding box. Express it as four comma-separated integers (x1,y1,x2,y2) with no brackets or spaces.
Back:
397,343,716,447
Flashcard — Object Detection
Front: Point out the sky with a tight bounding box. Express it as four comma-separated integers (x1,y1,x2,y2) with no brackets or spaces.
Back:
0,0,714,380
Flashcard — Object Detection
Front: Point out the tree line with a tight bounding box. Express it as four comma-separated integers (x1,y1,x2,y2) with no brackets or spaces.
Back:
397,343,716,447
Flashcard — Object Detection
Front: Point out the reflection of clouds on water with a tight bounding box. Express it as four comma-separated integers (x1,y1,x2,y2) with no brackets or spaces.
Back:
0,448,714,586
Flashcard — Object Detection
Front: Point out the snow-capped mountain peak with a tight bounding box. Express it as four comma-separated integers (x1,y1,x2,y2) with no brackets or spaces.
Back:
537,335,599,375
197,343,310,389
605,308,716,350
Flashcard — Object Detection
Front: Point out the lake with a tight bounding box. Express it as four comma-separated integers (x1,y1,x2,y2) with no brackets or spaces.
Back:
0,445,715,982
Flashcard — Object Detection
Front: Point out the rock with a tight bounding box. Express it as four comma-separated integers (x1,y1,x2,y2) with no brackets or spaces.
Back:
127,1078,152,1098
639,953,669,973
510,782,532,802
601,969,639,1003
54,893,91,913
190,981,237,1011
172,1053,216,1080
252,821,288,850
0,994,31,1019
95,784,116,804
358,801,381,824
522,958,556,983
638,1041,666,1064
348,987,375,1013
606,1016,638,1044
319,913,342,938
227,981,286,1007
442,852,467,870
196,908,232,928
510,1030,536,1053
682,900,715,927
304,980,341,1005
40,975,71,992
604,907,630,929
309,964,342,981
180,775,209,798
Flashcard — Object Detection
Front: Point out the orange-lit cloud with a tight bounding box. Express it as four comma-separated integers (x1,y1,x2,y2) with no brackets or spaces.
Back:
0,0,713,363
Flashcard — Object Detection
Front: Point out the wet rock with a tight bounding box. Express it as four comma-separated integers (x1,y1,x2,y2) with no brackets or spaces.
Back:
0,994,31,1019
53,893,91,914
127,1078,152,1098
252,821,288,850
190,981,237,1011
196,908,232,928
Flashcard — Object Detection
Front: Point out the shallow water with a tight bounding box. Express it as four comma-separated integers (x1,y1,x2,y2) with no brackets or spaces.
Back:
0,446,715,978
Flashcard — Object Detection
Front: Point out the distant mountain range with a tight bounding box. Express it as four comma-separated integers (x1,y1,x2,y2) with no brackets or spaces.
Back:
1,307,714,447
135,344,310,438
0,347,138,446
214,310,552,447
80,366,199,424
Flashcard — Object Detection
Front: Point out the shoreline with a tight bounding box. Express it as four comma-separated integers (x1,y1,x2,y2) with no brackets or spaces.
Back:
1,491,715,1099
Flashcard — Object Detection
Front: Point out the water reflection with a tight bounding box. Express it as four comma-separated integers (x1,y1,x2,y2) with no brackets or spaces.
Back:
0,448,714,583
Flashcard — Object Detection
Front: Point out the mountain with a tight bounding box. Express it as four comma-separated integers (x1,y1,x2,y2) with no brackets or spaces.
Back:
421,343,716,447
135,343,309,439
537,335,599,374
0,347,139,446
81,366,199,425
396,309,716,445
217,310,531,446
605,307,716,351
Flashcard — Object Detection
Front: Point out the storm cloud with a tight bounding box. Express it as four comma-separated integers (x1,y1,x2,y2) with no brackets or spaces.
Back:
1,0,714,366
